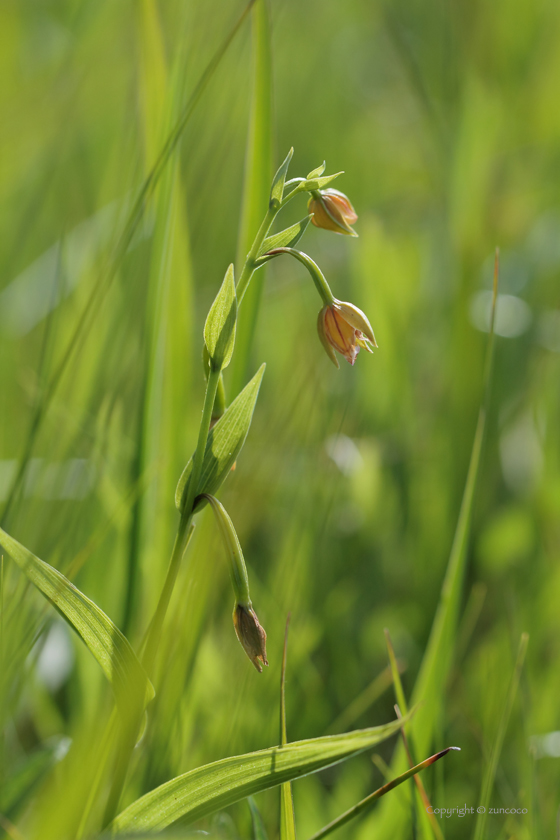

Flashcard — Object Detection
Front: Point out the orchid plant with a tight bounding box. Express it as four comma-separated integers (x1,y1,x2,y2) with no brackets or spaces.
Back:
0,150,460,839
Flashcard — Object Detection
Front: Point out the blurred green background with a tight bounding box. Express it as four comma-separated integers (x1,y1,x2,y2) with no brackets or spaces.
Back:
1,0,559,837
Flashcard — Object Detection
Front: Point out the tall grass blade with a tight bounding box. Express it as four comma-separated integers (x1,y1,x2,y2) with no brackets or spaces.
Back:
230,0,273,394
110,719,408,833
0,527,153,710
249,797,269,840
280,616,297,840
367,251,500,839
326,664,401,735
473,633,529,840
307,747,460,840
0,2,255,525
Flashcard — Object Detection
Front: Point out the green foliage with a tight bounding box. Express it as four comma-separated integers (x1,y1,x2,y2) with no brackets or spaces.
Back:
204,264,237,372
110,721,405,833
0,527,153,710
175,364,265,511
259,216,313,258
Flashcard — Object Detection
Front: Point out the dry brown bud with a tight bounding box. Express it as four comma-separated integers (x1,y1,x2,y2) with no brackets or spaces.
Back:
233,604,268,673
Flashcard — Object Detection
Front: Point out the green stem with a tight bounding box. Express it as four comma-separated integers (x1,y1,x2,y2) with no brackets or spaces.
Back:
200,494,252,606
236,204,278,303
141,517,194,676
182,365,221,516
263,247,335,305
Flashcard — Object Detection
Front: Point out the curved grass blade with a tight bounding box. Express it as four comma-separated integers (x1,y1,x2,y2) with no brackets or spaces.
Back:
0,527,153,710
230,0,273,394
473,633,529,840
280,617,297,840
369,251,501,838
307,747,460,840
0,1,256,525
175,364,265,511
249,797,269,840
110,719,407,833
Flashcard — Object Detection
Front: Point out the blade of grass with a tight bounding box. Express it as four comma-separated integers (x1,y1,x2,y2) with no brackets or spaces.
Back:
326,662,403,735
123,0,195,637
230,0,273,394
386,629,442,840
0,527,153,711
394,706,444,840
280,615,297,840
473,633,529,840
0,1,256,526
307,747,461,840
249,797,269,840
370,251,500,838
110,717,409,833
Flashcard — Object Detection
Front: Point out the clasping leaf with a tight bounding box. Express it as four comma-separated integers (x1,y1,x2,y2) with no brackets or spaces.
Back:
204,264,237,371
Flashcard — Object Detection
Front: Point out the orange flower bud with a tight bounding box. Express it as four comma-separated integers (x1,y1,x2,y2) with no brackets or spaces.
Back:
233,604,268,672
308,189,358,236
317,299,377,367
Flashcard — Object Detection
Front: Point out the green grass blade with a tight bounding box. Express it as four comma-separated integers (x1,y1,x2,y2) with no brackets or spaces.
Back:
230,0,273,394
280,617,297,840
249,797,269,840
473,633,529,840
307,747,460,840
0,527,153,710
175,364,266,511
0,2,255,525
110,719,407,833
368,252,500,838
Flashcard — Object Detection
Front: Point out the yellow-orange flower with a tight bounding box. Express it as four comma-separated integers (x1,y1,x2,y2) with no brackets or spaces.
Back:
232,604,268,672
317,300,377,367
308,189,358,236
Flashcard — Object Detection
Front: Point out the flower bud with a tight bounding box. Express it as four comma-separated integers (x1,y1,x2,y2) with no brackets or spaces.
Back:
317,299,377,367
308,189,358,236
233,604,268,672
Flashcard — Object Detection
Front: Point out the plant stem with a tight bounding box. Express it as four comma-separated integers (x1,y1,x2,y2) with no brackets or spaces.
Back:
181,365,221,516
141,516,194,676
236,203,278,303
264,247,335,305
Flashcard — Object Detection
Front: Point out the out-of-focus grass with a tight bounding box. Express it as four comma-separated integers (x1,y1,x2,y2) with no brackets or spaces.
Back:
1,0,560,838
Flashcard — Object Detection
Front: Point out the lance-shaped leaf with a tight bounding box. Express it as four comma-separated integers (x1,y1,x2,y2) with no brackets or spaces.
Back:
0,527,153,710
110,718,406,833
270,148,294,206
258,216,312,259
306,162,326,180
175,364,265,511
299,172,343,192
204,264,237,371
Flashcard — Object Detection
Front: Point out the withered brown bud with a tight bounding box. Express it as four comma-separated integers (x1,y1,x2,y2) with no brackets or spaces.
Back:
233,604,268,672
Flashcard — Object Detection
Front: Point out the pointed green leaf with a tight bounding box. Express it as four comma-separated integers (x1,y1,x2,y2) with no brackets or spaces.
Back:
270,148,294,206
301,172,343,192
258,216,312,257
306,162,326,179
204,264,237,371
110,719,406,833
176,365,266,511
249,798,268,840
0,527,154,710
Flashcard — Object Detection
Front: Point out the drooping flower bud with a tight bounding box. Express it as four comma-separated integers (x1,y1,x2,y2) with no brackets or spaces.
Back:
308,189,358,236
233,604,268,673
317,299,377,367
